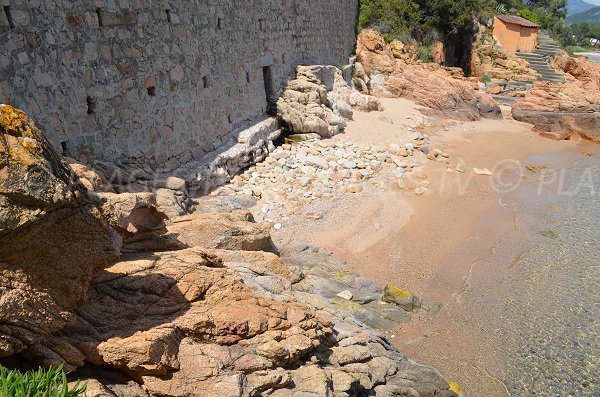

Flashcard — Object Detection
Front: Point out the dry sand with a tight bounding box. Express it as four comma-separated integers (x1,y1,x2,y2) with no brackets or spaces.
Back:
272,98,592,395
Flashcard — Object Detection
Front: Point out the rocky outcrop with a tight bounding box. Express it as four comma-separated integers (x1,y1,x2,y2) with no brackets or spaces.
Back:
354,30,501,121
550,53,600,91
23,242,454,397
470,30,540,82
355,29,418,75
0,104,121,357
384,64,502,121
277,66,348,138
512,82,600,142
3,106,455,396
332,70,383,113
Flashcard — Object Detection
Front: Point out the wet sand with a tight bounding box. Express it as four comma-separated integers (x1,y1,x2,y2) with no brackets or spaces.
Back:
272,98,594,395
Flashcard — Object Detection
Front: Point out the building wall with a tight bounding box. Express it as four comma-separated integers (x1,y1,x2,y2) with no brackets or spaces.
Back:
518,27,538,53
492,17,538,53
0,0,358,171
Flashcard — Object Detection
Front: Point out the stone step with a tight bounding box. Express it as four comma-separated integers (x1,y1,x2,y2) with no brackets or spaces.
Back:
525,59,551,65
538,47,561,52
517,52,544,57
490,94,518,105
537,47,561,52
539,73,564,80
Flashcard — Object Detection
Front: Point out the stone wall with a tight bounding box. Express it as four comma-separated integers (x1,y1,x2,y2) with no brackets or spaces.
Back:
0,0,358,171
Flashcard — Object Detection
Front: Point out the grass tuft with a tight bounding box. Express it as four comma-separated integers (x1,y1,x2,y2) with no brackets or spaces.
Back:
0,365,86,397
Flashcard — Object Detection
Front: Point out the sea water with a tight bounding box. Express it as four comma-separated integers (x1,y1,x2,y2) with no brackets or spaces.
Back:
494,151,599,395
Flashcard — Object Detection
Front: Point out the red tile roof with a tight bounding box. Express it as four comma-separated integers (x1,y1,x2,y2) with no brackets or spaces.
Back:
496,15,540,28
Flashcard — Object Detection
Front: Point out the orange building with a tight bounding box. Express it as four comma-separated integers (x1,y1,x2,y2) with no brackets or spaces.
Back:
492,15,540,53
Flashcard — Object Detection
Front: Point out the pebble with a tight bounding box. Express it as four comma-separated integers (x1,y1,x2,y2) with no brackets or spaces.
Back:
346,184,363,193
274,223,283,230
414,186,428,196
474,168,492,176
337,290,354,300
214,137,448,222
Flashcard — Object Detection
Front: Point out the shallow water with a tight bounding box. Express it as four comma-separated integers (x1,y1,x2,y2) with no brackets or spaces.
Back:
492,150,600,395
587,55,600,63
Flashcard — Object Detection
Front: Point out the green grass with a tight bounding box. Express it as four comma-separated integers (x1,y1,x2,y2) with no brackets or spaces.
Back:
480,73,492,84
0,366,86,397
565,45,595,54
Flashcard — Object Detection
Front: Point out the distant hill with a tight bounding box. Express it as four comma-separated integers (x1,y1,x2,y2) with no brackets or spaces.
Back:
568,0,596,16
567,5,600,24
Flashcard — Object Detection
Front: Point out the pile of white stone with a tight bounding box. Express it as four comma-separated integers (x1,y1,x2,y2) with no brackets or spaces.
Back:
212,133,450,225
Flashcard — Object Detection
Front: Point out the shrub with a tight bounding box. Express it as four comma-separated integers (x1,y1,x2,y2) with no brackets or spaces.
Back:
418,45,433,63
518,8,540,24
0,366,87,397
480,73,492,84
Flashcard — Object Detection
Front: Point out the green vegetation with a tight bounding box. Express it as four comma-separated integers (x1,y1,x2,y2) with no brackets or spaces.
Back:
357,0,422,40
497,0,568,40
358,0,595,58
562,22,600,48
358,0,493,42
418,45,433,62
0,366,86,397
357,0,572,45
518,8,540,24
480,73,492,83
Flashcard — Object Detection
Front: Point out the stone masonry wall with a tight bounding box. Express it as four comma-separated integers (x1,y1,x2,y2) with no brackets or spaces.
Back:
0,0,358,171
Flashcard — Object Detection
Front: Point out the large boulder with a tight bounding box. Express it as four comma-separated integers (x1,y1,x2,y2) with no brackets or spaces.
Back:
167,210,276,252
512,82,600,142
385,64,502,121
277,66,347,138
0,104,121,357
66,158,115,193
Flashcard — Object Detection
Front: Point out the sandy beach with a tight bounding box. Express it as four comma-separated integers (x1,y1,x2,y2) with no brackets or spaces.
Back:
270,98,596,395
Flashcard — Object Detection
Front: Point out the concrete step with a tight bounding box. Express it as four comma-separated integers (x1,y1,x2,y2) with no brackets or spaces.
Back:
537,73,562,79
537,49,562,55
538,71,563,76
525,59,551,65
538,47,561,52
515,49,565,83
490,94,518,105
517,52,544,57
537,47,561,52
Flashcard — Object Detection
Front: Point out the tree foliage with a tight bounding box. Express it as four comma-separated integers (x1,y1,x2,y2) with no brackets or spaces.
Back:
358,0,492,41
561,22,600,47
497,0,568,40
358,0,572,47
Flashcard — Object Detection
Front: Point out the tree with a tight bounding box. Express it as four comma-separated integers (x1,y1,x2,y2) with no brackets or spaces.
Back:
416,0,488,34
